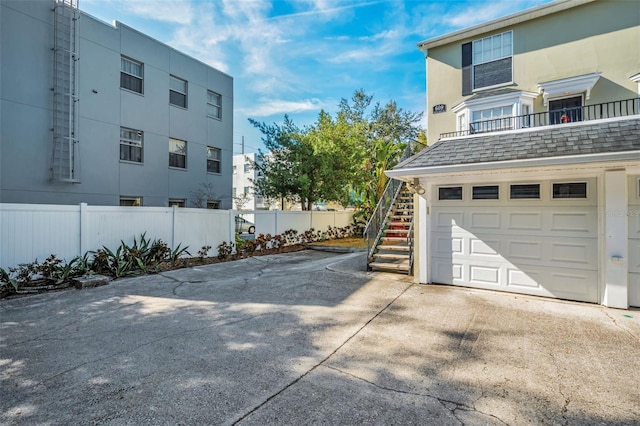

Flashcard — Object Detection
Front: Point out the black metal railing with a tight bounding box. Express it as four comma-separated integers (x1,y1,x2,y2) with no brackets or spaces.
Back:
440,98,639,139
363,179,404,259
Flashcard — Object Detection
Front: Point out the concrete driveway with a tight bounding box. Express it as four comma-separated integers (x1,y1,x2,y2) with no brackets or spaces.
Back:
1,250,639,425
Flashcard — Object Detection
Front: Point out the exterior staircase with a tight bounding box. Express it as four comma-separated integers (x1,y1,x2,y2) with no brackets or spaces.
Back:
364,181,414,274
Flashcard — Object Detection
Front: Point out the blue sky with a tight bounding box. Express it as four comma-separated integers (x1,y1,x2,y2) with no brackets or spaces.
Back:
81,0,549,154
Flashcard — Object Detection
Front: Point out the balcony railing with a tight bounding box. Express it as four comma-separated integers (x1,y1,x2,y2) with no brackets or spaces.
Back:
440,98,639,139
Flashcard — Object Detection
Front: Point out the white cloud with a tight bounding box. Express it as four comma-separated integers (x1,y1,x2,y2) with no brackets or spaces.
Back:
119,0,194,24
443,1,543,29
240,98,326,117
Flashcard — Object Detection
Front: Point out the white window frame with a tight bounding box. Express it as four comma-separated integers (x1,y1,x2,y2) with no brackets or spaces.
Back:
510,184,540,200
472,185,499,200
207,146,221,174
472,31,512,65
453,91,537,133
471,30,513,91
121,57,143,94
207,90,222,119
438,186,463,201
552,181,588,199
170,75,188,108
169,138,187,169
120,127,143,163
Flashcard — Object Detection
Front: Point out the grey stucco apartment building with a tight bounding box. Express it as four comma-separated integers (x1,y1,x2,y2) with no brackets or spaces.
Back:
0,0,233,207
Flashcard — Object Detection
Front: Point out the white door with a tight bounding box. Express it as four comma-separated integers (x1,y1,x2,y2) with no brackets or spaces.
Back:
629,176,640,308
430,179,598,303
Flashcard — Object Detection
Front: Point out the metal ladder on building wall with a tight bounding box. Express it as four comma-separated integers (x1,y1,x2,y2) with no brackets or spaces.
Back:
51,0,81,183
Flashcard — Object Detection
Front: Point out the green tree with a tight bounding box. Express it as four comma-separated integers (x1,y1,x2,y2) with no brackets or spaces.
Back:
338,90,423,215
249,90,423,213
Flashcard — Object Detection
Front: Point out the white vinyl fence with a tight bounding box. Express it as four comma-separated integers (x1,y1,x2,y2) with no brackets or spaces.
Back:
0,203,353,270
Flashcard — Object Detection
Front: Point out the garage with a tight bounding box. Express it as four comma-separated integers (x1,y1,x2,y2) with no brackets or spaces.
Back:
430,178,599,303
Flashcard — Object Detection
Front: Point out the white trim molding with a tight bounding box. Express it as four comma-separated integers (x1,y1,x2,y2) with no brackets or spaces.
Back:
538,72,601,106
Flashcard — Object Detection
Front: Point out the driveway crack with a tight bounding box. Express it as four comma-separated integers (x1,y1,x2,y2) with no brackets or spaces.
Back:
231,282,413,425
323,364,508,426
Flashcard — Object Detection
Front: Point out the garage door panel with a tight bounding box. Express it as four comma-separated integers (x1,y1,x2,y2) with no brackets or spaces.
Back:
630,241,640,274
629,273,640,308
549,208,598,237
435,211,464,229
433,259,463,282
434,234,463,256
470,211,500,229
549,241,596,266
469,238,500,256
629,212,640,236
508,212,542,230
548,269,598,302
469,265,500,285
508,240,543,261
507,268,542,289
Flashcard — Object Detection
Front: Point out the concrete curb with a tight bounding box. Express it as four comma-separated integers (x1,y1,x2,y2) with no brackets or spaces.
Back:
303,244,367,254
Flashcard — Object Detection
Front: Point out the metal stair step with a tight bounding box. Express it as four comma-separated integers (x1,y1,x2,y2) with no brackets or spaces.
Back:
383,228,409,234
374,253,410,260
377,245,411,252
369,261,410,272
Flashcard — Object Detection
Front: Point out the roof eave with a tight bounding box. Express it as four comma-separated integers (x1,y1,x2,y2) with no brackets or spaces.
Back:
417,0,594,52
387,150,640,179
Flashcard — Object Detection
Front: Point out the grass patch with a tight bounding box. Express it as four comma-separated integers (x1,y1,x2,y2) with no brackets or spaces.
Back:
307,237,367,249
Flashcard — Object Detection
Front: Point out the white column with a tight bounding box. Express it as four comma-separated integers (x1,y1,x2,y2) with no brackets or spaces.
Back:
417,186,429,284
603,170,628,308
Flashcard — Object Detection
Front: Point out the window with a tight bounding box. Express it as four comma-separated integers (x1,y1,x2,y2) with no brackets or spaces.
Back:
549,96,583,124
244,163,250,173
170,75,187,108
233,165,237,174
471,106,513,133
439,186,463,200
169,199,186,207
169,138,187,168
453,91,536,134
510,184,540,199
207,200,220,209
120,127,143,163
121,57,143,94
244,186,250,195
232,187,237,197
553,182,587,199
120,196,142,206
462,31,512,94
207,90,222,119
473,185,499,200
207,147,221,173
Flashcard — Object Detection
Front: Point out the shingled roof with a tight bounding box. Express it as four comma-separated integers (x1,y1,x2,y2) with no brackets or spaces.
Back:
395,117,640,170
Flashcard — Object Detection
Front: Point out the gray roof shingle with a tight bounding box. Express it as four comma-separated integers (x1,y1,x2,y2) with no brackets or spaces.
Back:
395,118,640,170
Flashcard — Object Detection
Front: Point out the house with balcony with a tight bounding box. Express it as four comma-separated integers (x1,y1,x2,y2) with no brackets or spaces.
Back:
0,0,233,208
378,0,640,308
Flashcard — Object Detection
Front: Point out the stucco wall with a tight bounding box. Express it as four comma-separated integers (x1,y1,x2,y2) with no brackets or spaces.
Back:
425,0,640,143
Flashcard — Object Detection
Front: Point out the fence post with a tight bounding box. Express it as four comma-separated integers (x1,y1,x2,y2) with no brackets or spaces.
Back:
274,210,278,234
171,206,177,250
229,210,235,244
79,203,88,257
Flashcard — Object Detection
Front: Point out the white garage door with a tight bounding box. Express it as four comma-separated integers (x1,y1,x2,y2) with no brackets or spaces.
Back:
629,176,640,308
431,179,598,303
